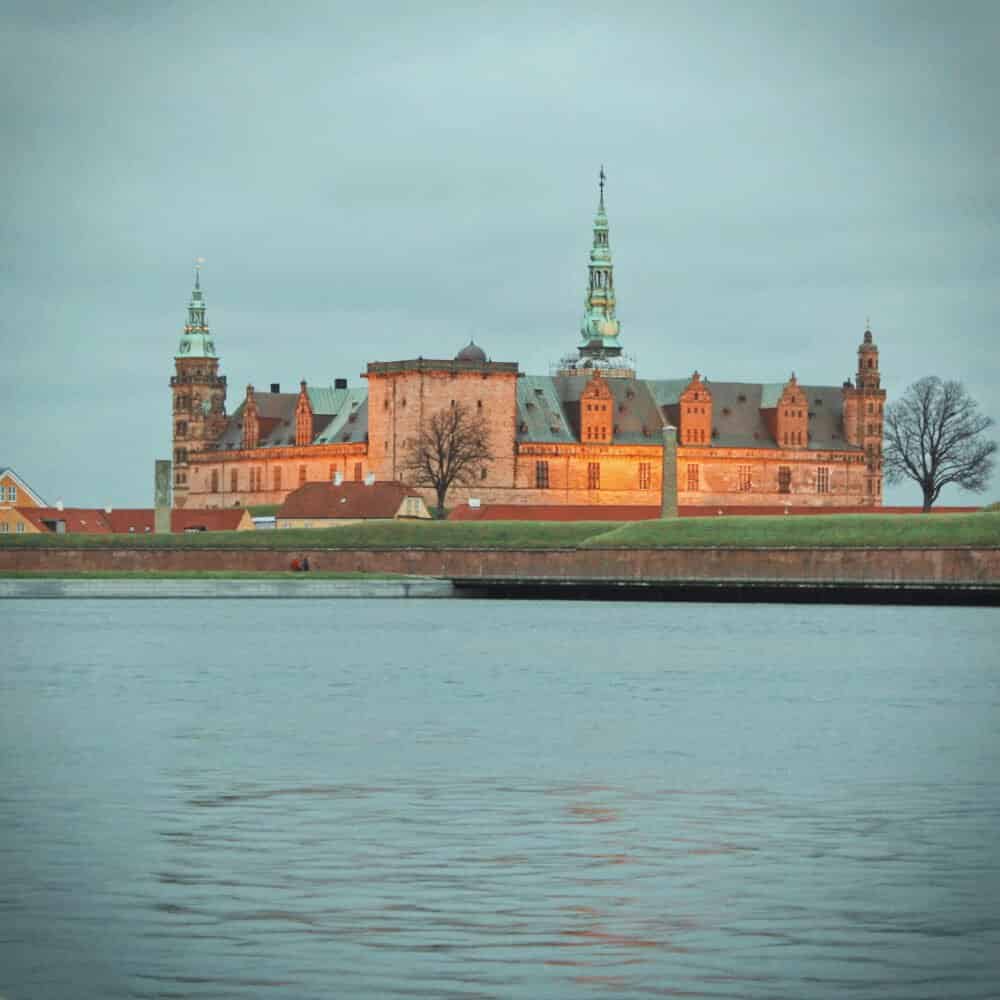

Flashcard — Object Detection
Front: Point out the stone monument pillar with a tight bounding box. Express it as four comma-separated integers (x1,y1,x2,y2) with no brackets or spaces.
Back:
155,460,172,534
660,425,677,519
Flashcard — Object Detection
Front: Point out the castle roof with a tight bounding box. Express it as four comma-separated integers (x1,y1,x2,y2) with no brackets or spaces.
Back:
211,385,368,450
513,376,861,451
205,373,860,454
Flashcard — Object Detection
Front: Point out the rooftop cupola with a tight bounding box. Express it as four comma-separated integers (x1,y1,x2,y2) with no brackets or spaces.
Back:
176,262,218,359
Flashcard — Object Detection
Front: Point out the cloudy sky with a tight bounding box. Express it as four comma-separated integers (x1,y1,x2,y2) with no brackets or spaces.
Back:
4,0,997,507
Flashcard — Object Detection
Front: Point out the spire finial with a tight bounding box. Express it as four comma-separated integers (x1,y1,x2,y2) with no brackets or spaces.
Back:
194,256,204,290
598,165,606,210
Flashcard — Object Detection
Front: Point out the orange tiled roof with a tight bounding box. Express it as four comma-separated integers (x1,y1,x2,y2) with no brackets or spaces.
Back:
278,481,418,520
449,505,662,522
16,507,249,534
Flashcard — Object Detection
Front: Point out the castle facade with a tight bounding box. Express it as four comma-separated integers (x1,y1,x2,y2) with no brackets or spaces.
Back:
171,178,885,511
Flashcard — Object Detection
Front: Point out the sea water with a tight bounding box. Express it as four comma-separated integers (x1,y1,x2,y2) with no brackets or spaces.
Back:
2,599,998,998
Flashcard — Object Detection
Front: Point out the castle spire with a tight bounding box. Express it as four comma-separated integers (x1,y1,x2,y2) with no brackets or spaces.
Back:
578,167,622,359
177,260,217,358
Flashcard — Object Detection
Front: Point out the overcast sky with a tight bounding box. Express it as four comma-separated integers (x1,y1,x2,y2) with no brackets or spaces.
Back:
4,0,997,507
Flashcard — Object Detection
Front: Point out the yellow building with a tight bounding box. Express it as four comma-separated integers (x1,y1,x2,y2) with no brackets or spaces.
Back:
0,467,47,536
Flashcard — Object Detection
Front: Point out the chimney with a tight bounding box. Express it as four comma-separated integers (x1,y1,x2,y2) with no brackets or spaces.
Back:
271,382,280,393
364,473,375,486
56,499,64,511
334,378,348,389
333,471,343,485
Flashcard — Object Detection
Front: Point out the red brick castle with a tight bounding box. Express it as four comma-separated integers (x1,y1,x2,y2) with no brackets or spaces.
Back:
171,175,885,511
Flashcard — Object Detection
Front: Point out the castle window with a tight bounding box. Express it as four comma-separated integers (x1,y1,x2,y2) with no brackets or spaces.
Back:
16,522,24,534
481,467,487,480
639,462,651,490
176,421,187,437
738,465,752,492
299,465,307,486
778,466,792,493
230,469,238,493
817,467,830,493
0,522,7,533
686,464,699,491
274,467,282,491
535,461,550,489
210,470,219,493
5,485,16,502
587,462,600,490
354,463,362,481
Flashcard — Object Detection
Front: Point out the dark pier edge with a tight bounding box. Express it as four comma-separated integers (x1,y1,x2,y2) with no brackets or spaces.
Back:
451,578,1000,607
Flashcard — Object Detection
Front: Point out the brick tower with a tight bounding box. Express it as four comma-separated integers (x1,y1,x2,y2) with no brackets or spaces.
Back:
841,325,886,504
169,266,227,507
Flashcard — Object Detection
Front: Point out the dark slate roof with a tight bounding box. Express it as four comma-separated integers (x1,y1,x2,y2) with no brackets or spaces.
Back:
707,381,857,450
212,387,369,450
555,374,666,444
313,389,368,445
516,376,575,444
207,376,858,453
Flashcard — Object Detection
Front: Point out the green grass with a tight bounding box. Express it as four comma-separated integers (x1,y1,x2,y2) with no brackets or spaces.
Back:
583,512,1000,548
0,520,607,549
2,512,998,550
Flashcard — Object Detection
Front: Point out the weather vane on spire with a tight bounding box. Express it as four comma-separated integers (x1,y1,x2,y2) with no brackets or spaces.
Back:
194,256,205,289
599,165,606,201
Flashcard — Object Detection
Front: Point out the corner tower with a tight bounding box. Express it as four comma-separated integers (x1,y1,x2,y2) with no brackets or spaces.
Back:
841,324,886,504
169,265,227,507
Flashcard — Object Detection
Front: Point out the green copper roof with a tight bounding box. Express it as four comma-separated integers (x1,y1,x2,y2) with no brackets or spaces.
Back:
578,167,622,357
175,267,217,358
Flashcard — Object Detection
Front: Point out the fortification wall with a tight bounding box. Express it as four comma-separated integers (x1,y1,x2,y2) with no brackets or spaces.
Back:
2,545,997,585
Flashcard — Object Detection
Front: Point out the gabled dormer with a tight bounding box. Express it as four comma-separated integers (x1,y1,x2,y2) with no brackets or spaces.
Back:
242,385,259,449
295,380,314,446
679,371,712,446
771,374,809,449
580,371,613,443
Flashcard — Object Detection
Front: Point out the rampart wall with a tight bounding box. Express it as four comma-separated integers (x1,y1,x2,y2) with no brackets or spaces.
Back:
2,546,997,585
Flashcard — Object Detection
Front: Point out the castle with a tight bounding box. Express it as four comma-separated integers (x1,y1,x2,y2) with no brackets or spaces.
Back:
170,175,885,512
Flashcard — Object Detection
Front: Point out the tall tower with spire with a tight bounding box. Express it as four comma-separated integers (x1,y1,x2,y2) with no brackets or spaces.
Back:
578,167,624,363
169,264,227,507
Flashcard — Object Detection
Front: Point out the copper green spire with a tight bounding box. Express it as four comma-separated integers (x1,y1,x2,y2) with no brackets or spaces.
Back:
176,260,217,359
579,166,622,358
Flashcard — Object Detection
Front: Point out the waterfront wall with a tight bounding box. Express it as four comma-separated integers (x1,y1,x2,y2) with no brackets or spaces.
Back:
1,545,998,585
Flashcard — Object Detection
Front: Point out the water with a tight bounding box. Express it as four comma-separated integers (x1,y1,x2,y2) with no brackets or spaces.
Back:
2,599,999,999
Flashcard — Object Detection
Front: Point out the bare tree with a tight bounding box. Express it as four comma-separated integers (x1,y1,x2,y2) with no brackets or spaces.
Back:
884,377,996,511
402,403,493,516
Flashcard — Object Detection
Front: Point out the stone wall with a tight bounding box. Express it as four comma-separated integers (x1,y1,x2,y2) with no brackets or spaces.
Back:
3,545,997,585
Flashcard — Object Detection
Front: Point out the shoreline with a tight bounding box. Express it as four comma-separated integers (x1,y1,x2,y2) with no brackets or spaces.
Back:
0,577,455,599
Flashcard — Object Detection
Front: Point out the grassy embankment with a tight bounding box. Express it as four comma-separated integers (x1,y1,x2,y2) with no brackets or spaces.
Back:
1,512,998,552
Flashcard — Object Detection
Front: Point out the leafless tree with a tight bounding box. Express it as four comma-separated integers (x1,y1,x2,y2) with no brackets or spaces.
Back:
402,403,493,516
884,377,996,511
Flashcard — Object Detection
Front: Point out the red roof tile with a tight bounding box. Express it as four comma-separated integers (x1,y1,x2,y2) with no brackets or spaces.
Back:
17,506,251,534
277,481,420,520
449,505,662,522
